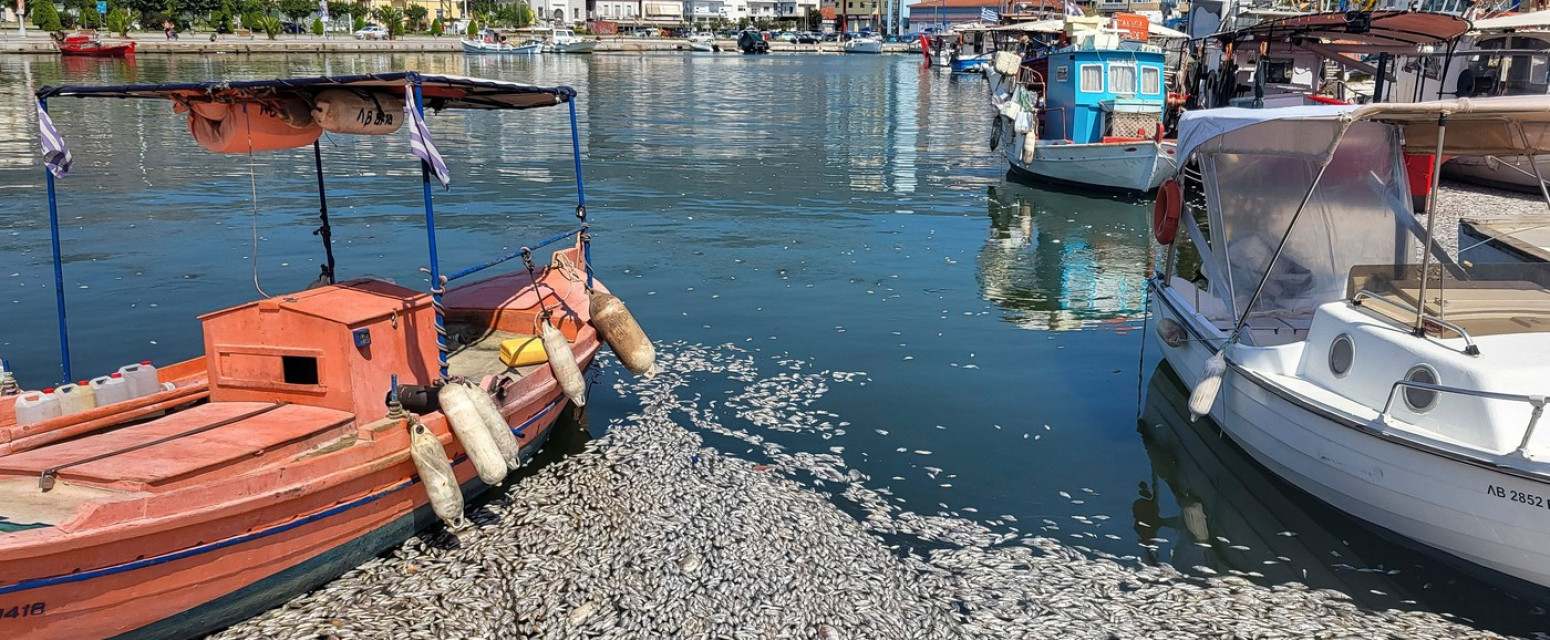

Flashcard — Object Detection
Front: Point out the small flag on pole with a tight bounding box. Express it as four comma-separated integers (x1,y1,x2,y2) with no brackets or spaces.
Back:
981,7,998,21
36,101,71,179
1065,0,1084,16
404,86,450,189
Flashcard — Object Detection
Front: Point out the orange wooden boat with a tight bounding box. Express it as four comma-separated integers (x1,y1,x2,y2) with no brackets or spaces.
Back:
3,74,639,640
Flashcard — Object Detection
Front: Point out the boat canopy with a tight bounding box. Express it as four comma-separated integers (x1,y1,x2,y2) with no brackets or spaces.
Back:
37,72,574,112
1469,12,1550,33
1177,96,1550,162
989,19,1189,39
1217,11,1470,48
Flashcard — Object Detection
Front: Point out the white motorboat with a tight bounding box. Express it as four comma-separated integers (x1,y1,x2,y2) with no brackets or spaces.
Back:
843,35,884,54
687,32,720,52
543,28,598,53
1149,97,1550,591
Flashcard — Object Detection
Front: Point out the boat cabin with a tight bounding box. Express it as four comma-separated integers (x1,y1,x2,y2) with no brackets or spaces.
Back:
1027,21,1168,143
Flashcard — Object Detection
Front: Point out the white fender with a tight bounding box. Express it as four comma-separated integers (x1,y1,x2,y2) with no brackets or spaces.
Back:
407,417,467,531
438,382,509,484
468,381,523,470
541,320,587,407
1189,351,1227,422
589,290,657,378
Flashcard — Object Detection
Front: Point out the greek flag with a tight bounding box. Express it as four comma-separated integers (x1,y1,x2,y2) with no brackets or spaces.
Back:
404,87,450,189
1065,0,1084,16
36,101,71,179
981,7,998,21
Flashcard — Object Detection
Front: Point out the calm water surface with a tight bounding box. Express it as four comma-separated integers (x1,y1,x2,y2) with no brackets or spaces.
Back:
0,53,1544,636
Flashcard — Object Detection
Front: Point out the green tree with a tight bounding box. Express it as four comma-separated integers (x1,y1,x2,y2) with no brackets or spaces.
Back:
353,15,365,29
403,3,425,30
278,0,312,25
371,6,401,37
429,16,441,35
33,0,65,30
465,18,476,36
107,6,132,35
345,0,369,22
257,13,281,37
310,16,322,33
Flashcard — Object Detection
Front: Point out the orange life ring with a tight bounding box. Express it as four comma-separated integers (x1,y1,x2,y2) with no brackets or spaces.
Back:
1153,178,1182,245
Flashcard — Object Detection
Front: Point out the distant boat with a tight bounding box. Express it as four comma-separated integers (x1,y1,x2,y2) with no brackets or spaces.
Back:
843,35,884,54
55,32,135,57
461,30,541,54
543,27,598,53
687,32,720,52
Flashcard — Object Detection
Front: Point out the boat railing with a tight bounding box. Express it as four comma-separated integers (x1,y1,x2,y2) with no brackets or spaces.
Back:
445,225,587,283
1379,379,1546,458
1351,288,1480,356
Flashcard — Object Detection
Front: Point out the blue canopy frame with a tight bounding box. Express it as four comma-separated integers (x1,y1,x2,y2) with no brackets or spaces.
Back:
34,71,591,382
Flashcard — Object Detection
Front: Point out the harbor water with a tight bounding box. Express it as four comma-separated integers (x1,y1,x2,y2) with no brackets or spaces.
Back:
0,52,1546,637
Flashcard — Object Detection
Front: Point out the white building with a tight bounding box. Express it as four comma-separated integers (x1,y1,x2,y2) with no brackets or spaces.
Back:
722,0,750,21
685,0,725,22
595,0,640,21
530,0,587,24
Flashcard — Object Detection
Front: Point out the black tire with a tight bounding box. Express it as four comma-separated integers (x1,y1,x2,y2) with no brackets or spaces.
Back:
989,116,1003,151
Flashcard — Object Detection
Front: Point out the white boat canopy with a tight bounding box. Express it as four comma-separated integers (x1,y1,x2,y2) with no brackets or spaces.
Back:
989,19,1189,39
1470,12,1550,33
1177,96,1550,163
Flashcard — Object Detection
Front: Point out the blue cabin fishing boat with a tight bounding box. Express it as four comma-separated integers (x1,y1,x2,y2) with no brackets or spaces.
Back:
988,17,1177,192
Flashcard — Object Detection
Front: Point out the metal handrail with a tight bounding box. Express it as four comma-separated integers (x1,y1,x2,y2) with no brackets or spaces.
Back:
1352,289,1480,356
1379,379,1547,458
445,225,587,283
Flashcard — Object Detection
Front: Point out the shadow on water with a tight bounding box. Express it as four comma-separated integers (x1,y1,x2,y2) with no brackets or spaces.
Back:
1139,361,1550,637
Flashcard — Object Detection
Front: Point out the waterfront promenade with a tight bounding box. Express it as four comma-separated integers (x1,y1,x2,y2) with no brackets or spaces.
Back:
0,29,912,54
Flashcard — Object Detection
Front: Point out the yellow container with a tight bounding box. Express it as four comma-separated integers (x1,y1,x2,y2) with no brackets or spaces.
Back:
499,335,549,367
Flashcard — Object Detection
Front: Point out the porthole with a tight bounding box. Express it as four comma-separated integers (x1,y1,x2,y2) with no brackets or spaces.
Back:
1403,365,1440,413
1328,334,1354,378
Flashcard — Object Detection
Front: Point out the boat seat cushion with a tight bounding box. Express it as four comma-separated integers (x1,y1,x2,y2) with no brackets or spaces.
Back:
0,402,354,489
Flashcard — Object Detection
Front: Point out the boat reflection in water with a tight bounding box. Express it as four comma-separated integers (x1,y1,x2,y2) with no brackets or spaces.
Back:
978,181,1149,330
1138,362,1549,635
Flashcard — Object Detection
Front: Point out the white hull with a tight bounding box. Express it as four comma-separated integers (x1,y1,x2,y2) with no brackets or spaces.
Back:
1443,155,1550,193
461,39,541,54
546,40,597,53
688,41,716,52
1002,132,1176,192
843,40,884,54
1150,281,1550,590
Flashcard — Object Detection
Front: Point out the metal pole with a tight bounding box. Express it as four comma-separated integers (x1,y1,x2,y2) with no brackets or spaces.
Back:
312,140,335,285
413,83,448,379
41,99,71,384
1413,113,1446,335
1515,122,1550,215
1373,52,1389,103
567,96,593,288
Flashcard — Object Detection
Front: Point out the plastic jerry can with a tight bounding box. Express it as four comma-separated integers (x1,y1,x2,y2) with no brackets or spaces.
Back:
119,362,159,399
55,382,95,415
90,373,132,406
15,390,61,426
499,335,549,368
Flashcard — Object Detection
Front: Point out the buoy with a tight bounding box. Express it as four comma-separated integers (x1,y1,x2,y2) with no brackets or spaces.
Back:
437,382,509,485
1188,351,1227,422
1153,179,1182,245
589,290,657,378
467,381,523,470
406,416,467,531
541,319,587,407
1156,318,1187,348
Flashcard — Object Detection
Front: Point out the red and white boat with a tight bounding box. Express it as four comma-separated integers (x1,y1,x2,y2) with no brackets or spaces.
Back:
55,32,136,57
1,73,652,640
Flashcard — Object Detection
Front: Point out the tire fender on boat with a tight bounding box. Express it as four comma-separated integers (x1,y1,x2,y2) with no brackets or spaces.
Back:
541,318,588,407
468,380,523,469
589,290,656,378
1153,179,1182,245
438,382,510,485
407,416,468,531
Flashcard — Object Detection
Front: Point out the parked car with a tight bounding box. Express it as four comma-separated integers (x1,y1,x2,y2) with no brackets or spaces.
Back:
775,31,797,42
822,31,839,42
353,25,389,40
281,21,307,34
796,31,819,44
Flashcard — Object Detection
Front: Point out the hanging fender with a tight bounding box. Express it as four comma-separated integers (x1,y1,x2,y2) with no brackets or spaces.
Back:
989,115,1003,151
1153,179,1182,245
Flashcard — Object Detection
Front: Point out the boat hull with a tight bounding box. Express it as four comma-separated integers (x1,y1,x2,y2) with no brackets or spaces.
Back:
1004,134,1176,192
688,41,717,52
1149,280,1550,591
58,43,135,57
843,40,884,54
547,41,597,53
461,39,541,54
951,53,991,73
1443,154,1550,193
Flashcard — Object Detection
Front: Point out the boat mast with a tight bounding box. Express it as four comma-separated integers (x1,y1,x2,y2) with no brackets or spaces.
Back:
567,97,592,287
40,98,72,383
312,140,336,286
410,80,449,380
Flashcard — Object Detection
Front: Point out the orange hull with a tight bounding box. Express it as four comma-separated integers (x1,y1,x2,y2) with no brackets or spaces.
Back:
0,247,601,640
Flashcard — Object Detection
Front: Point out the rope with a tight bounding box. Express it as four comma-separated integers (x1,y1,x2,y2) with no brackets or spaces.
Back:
1134,275,1152,419
245,103,271,299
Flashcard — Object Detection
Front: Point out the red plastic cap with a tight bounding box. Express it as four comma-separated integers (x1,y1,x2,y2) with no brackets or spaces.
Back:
78,380,88,386
140,361,151,366
111,372,122,378
44,387,55,393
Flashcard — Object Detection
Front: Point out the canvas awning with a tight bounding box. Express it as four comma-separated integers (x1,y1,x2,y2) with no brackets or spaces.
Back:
1176,96,1550,162
1221,11,1469,48
989,18,1188,39
1471,12,1550,33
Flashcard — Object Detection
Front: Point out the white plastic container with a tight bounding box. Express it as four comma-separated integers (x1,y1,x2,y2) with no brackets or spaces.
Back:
54,382,95,415
118,362,160,399
14,390,61,426
74,380,96,411
90,373,132,406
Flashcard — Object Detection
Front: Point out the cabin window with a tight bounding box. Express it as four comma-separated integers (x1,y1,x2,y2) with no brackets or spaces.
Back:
1108,63,1137,95
1141,66,1161,95
1056,66,1069,83
1079,64,1103,93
